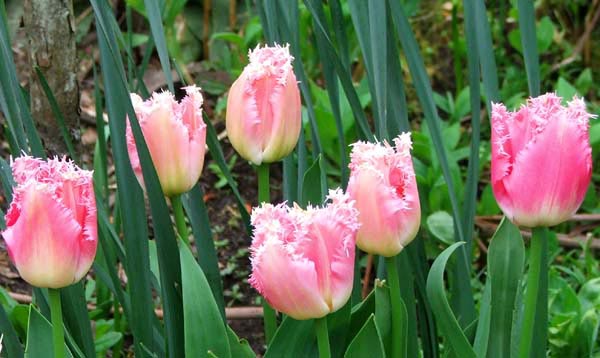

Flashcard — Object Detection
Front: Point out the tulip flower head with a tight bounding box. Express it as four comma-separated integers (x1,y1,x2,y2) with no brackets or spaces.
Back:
226,44,301,165
347,133,421,257
249,189,359,320
127,85,206,196
1,156,97,288
491,93,594,227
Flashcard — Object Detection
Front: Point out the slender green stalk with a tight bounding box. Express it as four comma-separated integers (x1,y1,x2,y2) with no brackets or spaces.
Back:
314,317,331,358
257,164,270,204
171,195,190,247
519,227,548,358
49,288,65,358
386,255,407,358
257,163,277,343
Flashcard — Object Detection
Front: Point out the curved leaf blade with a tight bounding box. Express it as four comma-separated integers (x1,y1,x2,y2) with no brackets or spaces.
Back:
426,242,476,357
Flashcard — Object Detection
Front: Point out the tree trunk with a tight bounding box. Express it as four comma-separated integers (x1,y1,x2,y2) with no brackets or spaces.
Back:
23,0,80,156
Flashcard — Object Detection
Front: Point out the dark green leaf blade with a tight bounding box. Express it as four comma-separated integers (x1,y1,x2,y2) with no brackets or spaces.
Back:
517,0,540,96
25,306,73,358
344,314,386,358
180,241,231,358
182,184,226,319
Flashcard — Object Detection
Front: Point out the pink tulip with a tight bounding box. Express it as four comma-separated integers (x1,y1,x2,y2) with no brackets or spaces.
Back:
127,85,206,196
249,189,359,320
226,44,301,165
491,93,594,227
1,156,97,288
347,133,421,257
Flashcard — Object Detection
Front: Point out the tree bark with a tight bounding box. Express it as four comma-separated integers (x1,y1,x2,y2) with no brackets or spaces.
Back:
23,0,80,156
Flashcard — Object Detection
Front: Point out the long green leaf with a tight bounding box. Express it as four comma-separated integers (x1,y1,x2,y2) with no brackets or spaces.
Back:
407,240,439,358
473,279,491,357
397,251,419,358
33,67,78,161
0,2,43,157
143,0,174,92
517,0,540,96
203,113,251,233
271,0,323,159
180,241,231,358
461,0,482,254
472,0,500,103
0,304,23,358
367,0,388,139
301,0,374,142
487,218,524,357
388,0,476,327
426,242,476,357
309,0,348,186
60,284,95,358
92,2,156,355
97,2,187,354
182,184,226,319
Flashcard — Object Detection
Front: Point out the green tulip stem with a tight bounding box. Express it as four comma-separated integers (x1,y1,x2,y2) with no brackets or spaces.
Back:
257,163,278,344
315,316,331,358
519,227,548,358
386,255,407,358
49,288,65,358
171,195,190,247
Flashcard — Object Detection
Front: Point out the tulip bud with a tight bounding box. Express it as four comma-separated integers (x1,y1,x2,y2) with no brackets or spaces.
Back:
347,133,421,257
226,44,301,165
1,156,97,288
491,93,594,227
249,189,359,320
127,85,207,196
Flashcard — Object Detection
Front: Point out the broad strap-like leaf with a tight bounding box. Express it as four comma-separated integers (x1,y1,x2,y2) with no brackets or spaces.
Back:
180,241,231,358
487,218,525,358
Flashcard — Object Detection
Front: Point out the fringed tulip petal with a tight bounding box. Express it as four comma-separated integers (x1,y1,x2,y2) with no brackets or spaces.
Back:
347,133,421,257
249,190,359,320
226,44,301,165
127,86,207,196
1,157,97,288
491,93,593,227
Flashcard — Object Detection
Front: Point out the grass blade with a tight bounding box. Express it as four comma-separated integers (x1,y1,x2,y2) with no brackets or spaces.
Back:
302,0,374,142
182,184,226,319
60,283,95,358
517,0,540,96
33,67,78,161
93,2,156,355
0,304,24,358
143,0,174,92
0,1,44,156
388,0,476,326
367,0,388,139
309,0,348,186
203,113,251,232
473,0,500,103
